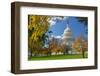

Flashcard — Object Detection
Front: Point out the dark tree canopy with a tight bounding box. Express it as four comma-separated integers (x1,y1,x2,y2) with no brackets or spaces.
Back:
76,17,88,26
76,17,88,33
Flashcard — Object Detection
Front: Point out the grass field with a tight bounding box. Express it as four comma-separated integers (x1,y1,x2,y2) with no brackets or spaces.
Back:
28,54,88,61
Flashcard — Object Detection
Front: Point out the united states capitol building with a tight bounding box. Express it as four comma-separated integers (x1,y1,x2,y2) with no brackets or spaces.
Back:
51,24,79,55
61,24,74,54
28,23,80,57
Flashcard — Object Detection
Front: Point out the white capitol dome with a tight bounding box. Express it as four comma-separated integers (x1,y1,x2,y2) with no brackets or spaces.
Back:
64,25,71,32
62,24,72,40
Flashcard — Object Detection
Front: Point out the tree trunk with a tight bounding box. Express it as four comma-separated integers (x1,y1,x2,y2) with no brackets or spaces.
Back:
82,51,85,58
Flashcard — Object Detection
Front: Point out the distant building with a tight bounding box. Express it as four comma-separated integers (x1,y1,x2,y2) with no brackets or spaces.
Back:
62,24,73,46
61,24,74,54
50,24,77,55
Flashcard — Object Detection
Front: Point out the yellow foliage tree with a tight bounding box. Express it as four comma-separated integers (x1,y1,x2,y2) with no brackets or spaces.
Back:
72,35,88,58
28,15,65,57
28,15,51,57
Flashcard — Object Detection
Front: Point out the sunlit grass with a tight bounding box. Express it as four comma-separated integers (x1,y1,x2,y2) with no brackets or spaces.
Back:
28,54,87,61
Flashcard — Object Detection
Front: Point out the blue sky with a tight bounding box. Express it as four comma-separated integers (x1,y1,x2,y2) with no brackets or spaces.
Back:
48,16,87,38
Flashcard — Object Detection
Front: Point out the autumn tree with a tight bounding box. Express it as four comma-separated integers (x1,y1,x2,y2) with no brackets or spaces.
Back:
72,35,88,58
49,37,64,55
28,15,51,57
28,15,66,57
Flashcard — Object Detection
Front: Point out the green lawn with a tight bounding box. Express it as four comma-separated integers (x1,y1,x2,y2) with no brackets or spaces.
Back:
28,54,88,61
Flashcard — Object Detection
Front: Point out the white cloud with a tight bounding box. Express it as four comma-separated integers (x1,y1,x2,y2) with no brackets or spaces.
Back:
51,35,61,39
56,17,63,20
48,19,56,27
48,16,69,27
56,35,62,39
63,17,69,20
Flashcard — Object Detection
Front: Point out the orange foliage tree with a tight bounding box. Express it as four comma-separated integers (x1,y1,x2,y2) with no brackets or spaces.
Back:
49,37,64,55
72,35,88,58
